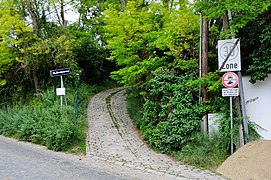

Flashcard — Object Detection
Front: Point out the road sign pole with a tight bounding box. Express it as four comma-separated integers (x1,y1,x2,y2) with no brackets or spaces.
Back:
230,96,234,155
59,75,67,108
50,68,70,109
60,76,63,109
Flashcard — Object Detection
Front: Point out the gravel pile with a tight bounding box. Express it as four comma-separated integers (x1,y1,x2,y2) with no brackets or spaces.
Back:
217,140,271,180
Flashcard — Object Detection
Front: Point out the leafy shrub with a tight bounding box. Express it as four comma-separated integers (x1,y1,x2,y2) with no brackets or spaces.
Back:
139,68,204,152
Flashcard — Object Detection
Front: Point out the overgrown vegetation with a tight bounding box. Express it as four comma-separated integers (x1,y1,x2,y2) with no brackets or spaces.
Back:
139,68,204,152
174,133,228,170
127,90,262,170
127,88,226,169
0,80,117,153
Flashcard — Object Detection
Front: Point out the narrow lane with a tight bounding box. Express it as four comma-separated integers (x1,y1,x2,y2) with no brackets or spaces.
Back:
87,88,225,179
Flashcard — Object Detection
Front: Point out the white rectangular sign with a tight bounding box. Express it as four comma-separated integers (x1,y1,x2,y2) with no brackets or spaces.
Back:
56,88,66,96
222,88,239,97
218,39,241,72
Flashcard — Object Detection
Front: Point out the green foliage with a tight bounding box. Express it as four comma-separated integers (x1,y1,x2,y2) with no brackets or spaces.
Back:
195,0,271,38
0,0,34,96
18,34,80,83
171,114,262,170
174,133,228,170
126,88,144,128
70,30,116,83
137,68,204,152
0,0,81,99
0,84,89,152
218,115,262,147
0,104,75,151
239,9,271,83
103,1,199,88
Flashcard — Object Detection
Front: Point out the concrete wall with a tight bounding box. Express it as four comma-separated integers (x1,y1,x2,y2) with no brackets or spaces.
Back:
242,75,271,140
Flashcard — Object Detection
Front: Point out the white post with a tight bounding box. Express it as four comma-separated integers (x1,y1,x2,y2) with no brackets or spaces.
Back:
60,76,63,108
230,96,234,154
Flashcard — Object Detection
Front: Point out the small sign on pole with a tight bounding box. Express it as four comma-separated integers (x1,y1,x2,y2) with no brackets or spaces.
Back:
222,72,239,88
222,88,239,97
221,71,239,155
50,68,70,108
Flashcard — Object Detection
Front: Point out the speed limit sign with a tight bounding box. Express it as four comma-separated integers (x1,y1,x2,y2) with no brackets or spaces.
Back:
218,39,241,72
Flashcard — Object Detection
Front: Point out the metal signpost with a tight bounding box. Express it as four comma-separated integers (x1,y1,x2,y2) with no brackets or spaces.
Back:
218,39,242,154
221,72,239,154
50,68,70,108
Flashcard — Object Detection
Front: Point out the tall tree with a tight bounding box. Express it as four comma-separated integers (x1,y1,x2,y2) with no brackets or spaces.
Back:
0,0,34,97
103,1,199,89
0,0,79,99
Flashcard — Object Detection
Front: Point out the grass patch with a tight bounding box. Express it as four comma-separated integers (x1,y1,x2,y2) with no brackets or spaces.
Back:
0,79,118,154
172,133,229,170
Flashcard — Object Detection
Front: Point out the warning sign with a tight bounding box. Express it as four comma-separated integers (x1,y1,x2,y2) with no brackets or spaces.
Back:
222,72,238,88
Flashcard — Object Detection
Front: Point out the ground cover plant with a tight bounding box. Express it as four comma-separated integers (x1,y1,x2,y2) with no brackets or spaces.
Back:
0,80,117,153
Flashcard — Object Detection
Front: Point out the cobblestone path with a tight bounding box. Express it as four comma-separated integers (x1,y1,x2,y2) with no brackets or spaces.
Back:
87,88,225,179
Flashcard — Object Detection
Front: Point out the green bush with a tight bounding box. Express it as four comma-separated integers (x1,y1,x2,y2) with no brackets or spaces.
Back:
0,80,118,153
133,68,204,152
0,104,75,151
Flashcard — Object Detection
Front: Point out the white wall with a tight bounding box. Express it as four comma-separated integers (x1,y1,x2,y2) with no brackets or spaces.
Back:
242,75,271,140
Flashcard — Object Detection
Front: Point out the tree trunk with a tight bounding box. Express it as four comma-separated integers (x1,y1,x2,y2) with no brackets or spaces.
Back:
202,17,209,133
33,66,40,99
25,1,39,35
60,0,67,27
120,0,126,6
234,97,245,148
24,0,40,99
222,13,229,32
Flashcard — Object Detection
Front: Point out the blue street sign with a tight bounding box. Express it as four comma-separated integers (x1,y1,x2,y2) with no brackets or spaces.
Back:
50,68,70,77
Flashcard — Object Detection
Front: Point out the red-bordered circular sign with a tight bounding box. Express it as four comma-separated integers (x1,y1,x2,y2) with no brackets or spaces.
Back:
222,72,238,88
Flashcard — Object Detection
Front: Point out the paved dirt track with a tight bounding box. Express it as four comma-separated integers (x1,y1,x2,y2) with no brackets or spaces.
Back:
87,88,225,179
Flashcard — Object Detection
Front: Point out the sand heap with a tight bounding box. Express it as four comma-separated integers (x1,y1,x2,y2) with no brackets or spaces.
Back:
217,140,271,180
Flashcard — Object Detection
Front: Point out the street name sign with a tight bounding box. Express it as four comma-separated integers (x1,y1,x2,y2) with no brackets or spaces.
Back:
218,39,241,72
50,68,70,77
222,88,239,97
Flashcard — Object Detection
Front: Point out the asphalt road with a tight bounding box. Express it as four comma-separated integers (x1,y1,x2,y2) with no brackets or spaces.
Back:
0,136,142,180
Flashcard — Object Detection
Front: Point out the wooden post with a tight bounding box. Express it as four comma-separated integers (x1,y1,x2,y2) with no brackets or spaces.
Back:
202,16,209,133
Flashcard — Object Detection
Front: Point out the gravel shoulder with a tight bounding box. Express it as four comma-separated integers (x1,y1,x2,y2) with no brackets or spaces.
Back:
87,88,225,179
